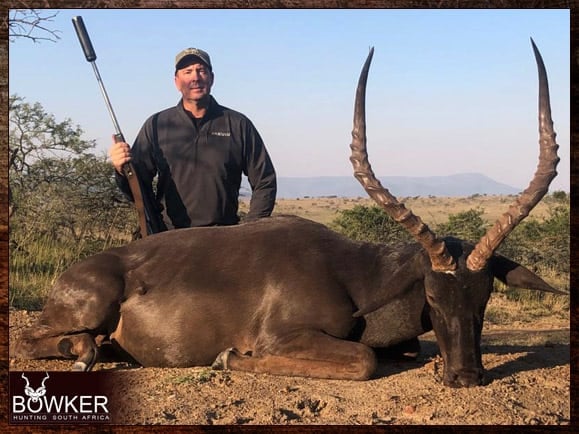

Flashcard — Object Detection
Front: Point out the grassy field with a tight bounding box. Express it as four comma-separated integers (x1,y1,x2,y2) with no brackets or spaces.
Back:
241,194,555,226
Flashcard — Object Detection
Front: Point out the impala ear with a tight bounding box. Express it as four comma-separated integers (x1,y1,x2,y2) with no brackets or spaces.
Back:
489,254,566,294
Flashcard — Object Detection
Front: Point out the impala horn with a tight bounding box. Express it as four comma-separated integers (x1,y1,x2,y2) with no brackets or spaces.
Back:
350,47,457,273
466,38,560,271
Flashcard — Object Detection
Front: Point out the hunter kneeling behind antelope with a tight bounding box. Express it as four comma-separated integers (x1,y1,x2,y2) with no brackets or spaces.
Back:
14,40,565,388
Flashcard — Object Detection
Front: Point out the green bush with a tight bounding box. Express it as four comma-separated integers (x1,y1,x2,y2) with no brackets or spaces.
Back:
330,205,412,244
499,203,570,275
434,208,489,243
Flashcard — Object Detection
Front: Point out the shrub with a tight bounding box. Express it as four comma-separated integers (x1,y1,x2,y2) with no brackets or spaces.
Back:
550,190,569,203
499,203,569,275
330,205,412,244
434,208,489,243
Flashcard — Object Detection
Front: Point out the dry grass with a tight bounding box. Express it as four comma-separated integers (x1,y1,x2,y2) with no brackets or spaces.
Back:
484,291,569,329
241,194,554,226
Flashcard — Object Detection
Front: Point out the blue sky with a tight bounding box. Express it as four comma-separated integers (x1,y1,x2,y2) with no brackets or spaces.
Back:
9,8,570,191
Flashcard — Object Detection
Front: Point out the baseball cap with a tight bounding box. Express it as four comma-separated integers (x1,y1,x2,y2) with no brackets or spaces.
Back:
175,48,212,71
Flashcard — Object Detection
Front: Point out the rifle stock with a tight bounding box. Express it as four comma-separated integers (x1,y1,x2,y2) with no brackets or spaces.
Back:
113,135,166,236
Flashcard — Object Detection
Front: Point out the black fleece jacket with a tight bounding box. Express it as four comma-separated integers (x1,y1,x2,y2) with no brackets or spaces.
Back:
115,96,277,229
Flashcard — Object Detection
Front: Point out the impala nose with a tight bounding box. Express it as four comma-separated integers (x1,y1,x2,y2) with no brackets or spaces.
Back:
444,369,485,388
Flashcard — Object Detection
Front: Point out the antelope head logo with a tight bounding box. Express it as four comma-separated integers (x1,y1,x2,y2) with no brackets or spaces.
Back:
21,372,49,402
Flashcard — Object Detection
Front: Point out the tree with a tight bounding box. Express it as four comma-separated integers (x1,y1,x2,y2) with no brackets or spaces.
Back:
5,8,62,242
9,9,61,43
9,95,95,219
14,154,135,242
499,203,570,274
9,95,135,244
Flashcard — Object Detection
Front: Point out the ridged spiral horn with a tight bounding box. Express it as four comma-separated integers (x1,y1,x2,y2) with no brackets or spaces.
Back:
349,47,457,273
466,39,560,271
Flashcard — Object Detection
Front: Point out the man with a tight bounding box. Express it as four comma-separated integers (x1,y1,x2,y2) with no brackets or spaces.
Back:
109,47,277,230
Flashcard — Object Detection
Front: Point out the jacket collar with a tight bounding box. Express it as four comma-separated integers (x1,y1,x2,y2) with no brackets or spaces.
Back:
179,95,221,121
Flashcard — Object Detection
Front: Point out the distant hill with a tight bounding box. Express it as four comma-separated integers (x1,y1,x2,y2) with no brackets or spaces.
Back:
242,173,521,198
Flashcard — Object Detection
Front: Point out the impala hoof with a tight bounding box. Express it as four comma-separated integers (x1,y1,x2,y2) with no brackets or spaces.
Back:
72,361,88,371
211,347,235,370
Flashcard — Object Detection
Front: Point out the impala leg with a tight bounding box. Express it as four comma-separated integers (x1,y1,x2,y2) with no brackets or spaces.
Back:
374,337,421,361
13,254,124,370
212,330,377,380
57,333,99,371
13,331,66,360
13,331,99,372
14,315,108,371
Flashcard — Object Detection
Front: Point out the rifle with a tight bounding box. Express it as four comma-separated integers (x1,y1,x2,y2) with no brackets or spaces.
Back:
72,16,165,237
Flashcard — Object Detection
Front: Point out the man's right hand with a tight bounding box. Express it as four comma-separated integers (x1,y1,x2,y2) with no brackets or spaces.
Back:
108,136,131,174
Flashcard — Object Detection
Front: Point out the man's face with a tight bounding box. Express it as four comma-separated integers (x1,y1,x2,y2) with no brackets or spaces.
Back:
174,61,214,103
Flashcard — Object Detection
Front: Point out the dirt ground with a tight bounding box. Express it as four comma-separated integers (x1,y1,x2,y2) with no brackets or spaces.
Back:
9,305,570,426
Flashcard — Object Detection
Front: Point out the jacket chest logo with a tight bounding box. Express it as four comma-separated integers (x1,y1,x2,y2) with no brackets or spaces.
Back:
211,131,231,137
